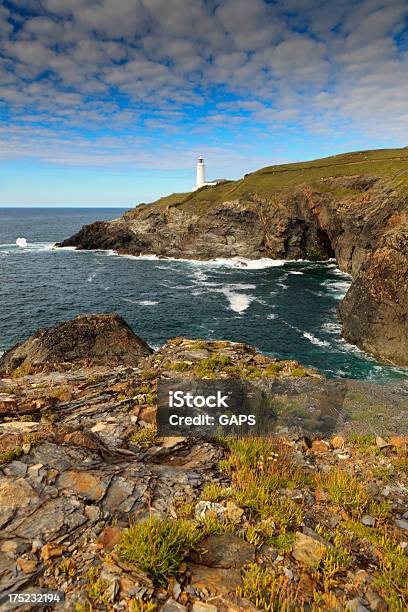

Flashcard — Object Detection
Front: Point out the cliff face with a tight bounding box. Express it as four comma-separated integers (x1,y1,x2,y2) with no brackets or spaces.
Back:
58,148,408,367
0,314,152,373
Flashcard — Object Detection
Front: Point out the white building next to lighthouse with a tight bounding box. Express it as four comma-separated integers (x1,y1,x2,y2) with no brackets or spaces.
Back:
193,157,228,191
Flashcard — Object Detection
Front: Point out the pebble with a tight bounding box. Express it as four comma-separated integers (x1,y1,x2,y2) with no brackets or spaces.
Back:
375,436,390,449
395,518,408,531
161,599,186,612
346,597,370,612
361,515,375,527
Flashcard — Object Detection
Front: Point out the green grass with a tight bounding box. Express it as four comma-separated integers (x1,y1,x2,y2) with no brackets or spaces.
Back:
127,147,408,221
318,468,368,517
0,446,23,464
131,427,159,448
237,564,301,611
342,521,408,610
116,516,200,586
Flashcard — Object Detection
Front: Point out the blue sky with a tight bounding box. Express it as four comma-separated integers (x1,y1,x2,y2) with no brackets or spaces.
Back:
1,0,408,207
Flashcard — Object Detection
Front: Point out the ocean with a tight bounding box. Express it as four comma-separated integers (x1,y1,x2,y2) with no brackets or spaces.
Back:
0,207,407,383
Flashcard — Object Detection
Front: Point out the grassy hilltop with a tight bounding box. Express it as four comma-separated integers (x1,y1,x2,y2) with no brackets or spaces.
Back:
127,147,408,216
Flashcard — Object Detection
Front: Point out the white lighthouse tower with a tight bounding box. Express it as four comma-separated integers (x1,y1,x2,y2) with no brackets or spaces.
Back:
192,156,228,191
196,156,205,189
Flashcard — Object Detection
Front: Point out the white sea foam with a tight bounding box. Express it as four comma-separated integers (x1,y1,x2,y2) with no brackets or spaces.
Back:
0,239,55,252
87,271,97,282
266,313,277,320
122,298,158,306
288,271,304,275
323,279,351,297
302,332,331,347
221,289,253,314
322,321,342,334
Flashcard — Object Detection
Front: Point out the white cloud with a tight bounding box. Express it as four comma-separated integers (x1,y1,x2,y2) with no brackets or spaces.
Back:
1,0,408,169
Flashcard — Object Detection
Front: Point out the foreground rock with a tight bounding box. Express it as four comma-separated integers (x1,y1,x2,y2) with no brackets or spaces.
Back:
0,314,152,374
0,327,407,610
57,148,408,366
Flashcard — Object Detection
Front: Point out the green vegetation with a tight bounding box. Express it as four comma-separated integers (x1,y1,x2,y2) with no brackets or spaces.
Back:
130,148,408,219
0,446,23,464
129,600,157,612
219,437,306,543
131,427,159,448
290,367,308,377
116,516,200,586
343,521,408,610
318,468,368,517
393,456,408,476
268,531,296,553
84,567,111,608
11,362,35,378
306,246,327,261
237,564,299,611
199,482,225,502
312,531,352,591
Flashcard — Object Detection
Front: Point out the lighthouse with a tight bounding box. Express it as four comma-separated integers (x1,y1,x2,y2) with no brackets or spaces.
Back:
196,156,205,189
192,156,228,191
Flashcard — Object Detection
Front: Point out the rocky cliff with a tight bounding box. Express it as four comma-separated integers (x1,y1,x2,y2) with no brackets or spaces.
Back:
58,148,408,367
0,314,152,374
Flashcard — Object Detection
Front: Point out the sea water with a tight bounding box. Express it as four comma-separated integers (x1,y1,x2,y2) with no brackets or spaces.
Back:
0,207,407,383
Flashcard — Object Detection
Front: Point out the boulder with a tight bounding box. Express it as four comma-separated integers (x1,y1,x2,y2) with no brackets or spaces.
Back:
189,534,255,569
0,314,152,373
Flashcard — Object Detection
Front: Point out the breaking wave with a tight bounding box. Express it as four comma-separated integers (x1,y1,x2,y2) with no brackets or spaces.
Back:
302,332,331,348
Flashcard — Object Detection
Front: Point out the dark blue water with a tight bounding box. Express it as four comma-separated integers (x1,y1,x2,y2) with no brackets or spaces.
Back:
0,208,407,382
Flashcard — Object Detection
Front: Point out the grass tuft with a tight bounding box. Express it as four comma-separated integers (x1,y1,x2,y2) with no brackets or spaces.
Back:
116,516,200,587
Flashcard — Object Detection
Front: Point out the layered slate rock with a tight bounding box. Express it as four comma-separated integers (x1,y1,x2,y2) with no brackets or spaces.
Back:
0,313,152,373
57,148,408,366
1,333,408,609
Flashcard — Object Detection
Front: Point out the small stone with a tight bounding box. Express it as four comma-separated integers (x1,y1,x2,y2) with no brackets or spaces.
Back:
361,515,375,527
195,501,226,522
139,405,157,425
22,443,31,454
172,580,182,600
98,526,123,551
161,599,186,612
41,542,64,561
192,603,218,612
190,534,255,569
337,453,350,459
346,597,369,612
312,440,330,453
84,505,100,522
388,436,408,450
283,567,293,579
395,518,408,531
365,588,387,611
292,531,329,567
31,539,43,553
375,436,390,449
331,435,345,449
315,489,328,502
225,500,244,522
17,556,37,573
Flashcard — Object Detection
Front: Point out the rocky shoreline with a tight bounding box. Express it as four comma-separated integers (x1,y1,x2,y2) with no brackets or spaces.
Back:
0,315,407,611
57,148,408,368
